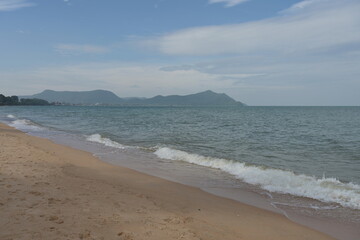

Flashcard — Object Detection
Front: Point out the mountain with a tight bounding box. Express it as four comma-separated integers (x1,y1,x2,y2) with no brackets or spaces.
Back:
128,90,243,106
22,90,245,106
22,90,122,105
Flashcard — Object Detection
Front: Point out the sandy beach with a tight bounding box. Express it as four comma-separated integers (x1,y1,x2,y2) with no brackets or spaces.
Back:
0,123,335,240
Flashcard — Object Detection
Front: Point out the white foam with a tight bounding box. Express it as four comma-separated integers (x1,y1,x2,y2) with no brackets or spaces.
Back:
155,147,360,209
9,119,45,132
7,114,16,119
86,134,127,149
272,202,340,210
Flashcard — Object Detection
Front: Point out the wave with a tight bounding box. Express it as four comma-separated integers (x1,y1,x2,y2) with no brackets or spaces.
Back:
271,201,340,210
7,114,16,119
154,147,360,209
86,134,127,149
9,119,47,132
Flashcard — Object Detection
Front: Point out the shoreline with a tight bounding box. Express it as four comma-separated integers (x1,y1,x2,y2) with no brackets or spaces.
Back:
0,123,336,240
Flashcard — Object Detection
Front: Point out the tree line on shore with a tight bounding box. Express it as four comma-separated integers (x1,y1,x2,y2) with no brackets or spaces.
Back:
0,94,50,106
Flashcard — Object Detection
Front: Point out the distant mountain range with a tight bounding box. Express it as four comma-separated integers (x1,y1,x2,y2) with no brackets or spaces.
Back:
21,90,245,106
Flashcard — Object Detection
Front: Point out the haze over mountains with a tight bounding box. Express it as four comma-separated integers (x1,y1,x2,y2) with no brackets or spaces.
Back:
22,90,245,106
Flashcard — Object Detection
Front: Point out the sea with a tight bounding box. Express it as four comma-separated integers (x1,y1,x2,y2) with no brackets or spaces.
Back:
0,106,359,239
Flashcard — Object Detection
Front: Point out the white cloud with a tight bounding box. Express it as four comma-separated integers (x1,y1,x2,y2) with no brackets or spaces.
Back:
0,62,261,99
1,56,359,105
147,0,360,56
0,0,34,11
54,44,110,55
283,0,326,13
159,64,266,79
208,0,249,7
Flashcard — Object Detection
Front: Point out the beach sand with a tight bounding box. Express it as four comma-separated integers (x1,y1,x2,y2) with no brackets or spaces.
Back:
0,123,335,240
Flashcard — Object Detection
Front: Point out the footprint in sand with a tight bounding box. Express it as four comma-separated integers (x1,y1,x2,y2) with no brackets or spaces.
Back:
47,198,62,205
79,230,91,239
117,232,134,240
29,191,43,196
163,216,186,224
48,215,64,224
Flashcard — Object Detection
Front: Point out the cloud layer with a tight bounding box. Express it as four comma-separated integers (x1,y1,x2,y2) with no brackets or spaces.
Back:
54,44,110,55
0,0,34,11
149,0,360,56
0,62,261,99
208,0,249,7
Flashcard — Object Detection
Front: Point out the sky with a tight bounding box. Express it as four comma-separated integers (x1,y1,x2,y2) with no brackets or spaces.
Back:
0,0,359,106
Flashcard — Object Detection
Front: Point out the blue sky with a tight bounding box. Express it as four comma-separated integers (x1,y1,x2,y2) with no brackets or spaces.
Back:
1,0,359,105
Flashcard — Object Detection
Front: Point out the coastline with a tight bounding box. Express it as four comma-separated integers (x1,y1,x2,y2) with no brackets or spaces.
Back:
0,123,335,240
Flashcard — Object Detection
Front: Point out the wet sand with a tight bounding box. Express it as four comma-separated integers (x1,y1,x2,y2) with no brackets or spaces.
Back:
0,123,335,240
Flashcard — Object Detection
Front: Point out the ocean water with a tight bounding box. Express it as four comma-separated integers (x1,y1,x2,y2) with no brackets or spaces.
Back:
1,106,359,238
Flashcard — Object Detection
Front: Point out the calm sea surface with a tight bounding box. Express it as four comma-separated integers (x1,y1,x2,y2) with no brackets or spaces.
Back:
1,106,359,238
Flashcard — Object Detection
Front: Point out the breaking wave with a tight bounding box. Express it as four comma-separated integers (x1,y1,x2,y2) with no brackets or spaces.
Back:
155,147,360,209
9,119,47,132
86,134,127,149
